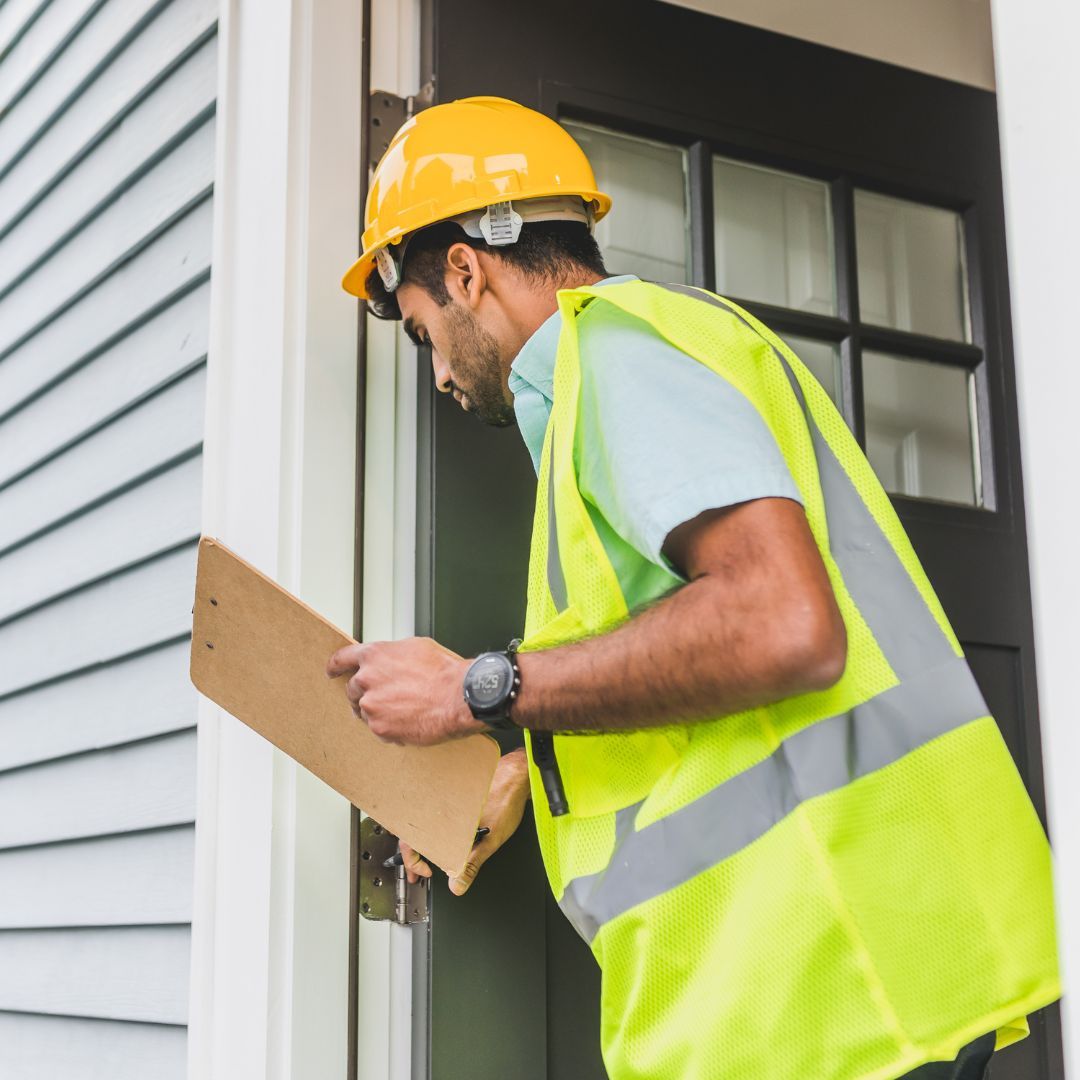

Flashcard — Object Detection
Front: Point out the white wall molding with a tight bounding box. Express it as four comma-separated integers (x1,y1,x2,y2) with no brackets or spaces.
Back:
187,0,362,1076
663,0,995,90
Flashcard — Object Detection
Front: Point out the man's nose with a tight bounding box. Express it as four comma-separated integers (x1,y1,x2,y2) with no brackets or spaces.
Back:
431,352,452,394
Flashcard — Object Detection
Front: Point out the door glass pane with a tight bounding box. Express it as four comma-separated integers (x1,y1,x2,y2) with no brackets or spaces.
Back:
863,351,980,506
855,192,970,342
713,156,836,315
781,334,840,408
563,121,689,283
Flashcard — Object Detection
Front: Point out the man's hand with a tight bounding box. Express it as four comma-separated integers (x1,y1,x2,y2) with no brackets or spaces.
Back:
325,637,488,746
397,748,531,895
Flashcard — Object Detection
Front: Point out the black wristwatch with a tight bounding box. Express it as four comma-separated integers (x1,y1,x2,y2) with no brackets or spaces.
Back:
463,640,521,731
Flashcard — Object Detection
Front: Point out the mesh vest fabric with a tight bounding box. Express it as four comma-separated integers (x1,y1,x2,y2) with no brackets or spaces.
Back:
518,280,1060,1080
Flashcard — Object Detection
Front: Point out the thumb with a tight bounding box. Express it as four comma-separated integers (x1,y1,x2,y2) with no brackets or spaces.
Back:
448,849,488,896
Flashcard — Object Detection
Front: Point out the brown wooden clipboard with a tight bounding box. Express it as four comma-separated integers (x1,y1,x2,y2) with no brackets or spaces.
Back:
189,536,500,875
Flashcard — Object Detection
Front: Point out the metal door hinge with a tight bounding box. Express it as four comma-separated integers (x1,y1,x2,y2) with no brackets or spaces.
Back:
368,82,435,170
358,816,429,925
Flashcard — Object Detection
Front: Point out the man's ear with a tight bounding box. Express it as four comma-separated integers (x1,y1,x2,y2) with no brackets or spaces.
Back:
446,242,486,310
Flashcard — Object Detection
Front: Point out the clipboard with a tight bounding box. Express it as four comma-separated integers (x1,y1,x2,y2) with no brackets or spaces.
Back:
189,536,500,875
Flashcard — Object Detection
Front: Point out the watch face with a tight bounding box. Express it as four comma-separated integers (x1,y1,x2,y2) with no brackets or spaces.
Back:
466,654,512,711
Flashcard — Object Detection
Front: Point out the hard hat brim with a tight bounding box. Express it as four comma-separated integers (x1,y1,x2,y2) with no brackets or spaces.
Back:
341,188,612,300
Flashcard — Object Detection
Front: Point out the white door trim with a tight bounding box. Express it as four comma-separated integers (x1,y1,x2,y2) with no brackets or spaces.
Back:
357,6,426,1079
187,0,364,1076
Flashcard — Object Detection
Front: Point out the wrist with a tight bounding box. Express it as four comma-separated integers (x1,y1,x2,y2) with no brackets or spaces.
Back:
509,651,537,728
499,746,532,797
451,658,488,736
502,744,529,770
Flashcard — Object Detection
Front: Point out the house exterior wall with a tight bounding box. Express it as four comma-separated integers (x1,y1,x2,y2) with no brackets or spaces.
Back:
9,0,1043,1078
0,0,217,1076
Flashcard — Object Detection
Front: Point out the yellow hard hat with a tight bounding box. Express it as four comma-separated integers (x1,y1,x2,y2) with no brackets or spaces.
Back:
341,96,612,299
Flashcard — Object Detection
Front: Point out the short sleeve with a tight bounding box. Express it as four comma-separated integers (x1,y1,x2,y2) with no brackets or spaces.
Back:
575,301,802,568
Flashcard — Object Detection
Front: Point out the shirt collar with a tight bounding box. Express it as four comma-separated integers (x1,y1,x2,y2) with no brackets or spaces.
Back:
509,274,639,402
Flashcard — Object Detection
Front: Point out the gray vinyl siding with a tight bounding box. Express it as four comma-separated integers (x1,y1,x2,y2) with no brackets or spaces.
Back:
0,0,215,1075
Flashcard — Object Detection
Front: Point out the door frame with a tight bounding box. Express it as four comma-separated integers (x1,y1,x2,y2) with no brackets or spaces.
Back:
350,3,432,1080
991,0,1080,1071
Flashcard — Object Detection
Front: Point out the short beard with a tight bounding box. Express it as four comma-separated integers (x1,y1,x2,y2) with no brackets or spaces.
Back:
443,304,517,428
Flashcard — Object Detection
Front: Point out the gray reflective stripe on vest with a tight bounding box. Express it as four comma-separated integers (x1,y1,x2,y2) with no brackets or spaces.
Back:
561,654,987,943
546,433,569,611
550,282,989,944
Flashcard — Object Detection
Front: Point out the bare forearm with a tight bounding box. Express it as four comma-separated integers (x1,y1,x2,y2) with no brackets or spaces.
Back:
328,500,844,747
514,573,843,733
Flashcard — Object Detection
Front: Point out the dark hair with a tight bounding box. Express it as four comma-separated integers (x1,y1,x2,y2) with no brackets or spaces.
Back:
365,219,608,320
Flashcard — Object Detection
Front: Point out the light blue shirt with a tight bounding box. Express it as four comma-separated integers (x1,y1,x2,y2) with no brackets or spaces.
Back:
509,275,802,607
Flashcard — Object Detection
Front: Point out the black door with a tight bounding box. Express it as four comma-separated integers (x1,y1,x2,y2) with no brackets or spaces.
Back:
413,3,1061,1077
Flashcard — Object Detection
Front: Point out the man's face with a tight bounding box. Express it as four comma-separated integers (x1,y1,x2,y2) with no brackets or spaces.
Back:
398,284,517,428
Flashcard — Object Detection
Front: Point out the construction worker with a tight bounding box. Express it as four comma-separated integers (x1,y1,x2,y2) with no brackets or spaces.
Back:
327,97,1059,1079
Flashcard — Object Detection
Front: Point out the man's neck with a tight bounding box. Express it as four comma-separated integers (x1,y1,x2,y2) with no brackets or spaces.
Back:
509,270,607,352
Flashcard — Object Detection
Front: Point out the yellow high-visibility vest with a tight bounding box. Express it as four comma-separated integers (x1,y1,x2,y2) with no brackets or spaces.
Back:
519,279,1059,1080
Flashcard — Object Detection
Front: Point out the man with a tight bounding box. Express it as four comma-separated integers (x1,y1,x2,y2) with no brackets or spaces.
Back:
330,97,1059,1079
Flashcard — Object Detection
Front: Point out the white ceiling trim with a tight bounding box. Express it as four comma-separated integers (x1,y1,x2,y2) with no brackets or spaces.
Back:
661,0,995,90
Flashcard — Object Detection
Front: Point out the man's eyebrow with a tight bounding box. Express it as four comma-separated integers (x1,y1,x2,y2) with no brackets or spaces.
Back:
403,318,423,347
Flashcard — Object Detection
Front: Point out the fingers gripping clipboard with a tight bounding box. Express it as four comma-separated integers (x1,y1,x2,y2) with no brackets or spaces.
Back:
189,537,500,876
